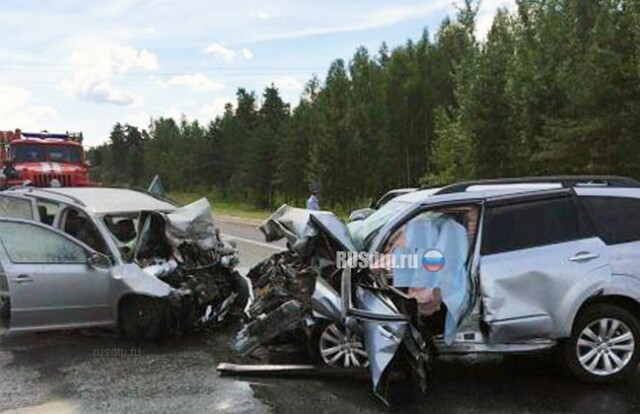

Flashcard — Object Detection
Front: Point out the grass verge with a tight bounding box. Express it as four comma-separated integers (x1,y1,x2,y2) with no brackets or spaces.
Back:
168,192,272,221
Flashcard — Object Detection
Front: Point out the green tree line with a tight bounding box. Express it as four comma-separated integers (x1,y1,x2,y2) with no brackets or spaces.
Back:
90,0,640,211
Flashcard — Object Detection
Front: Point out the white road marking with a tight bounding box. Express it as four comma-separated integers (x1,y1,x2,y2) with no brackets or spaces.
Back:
1,400,79,414
221,233,286,251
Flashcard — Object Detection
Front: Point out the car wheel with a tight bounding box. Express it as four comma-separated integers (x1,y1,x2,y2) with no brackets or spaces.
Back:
564,304,640,382
310,320,369,368
120,296,167,341
0,296,9,329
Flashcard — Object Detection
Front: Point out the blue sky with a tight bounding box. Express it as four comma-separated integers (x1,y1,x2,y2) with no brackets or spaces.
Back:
0,0,514,147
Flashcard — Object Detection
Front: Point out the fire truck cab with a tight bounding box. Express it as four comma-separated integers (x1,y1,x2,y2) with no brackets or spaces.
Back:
0,129,99,188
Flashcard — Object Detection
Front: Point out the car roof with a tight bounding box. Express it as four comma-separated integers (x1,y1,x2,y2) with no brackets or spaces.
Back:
9,187,178,214
399,187,579,207
417,185,640,206
392,180,615,206
436,175,640,194
574,187,640,198
384,188,417,194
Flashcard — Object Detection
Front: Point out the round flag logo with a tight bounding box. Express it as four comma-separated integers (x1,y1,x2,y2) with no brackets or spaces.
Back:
422,249,445,272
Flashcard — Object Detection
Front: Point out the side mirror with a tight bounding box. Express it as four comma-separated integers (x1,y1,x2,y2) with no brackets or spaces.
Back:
88,252,111,269
349,208,374,222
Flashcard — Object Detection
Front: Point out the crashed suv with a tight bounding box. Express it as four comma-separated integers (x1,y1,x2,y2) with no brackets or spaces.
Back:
0,187,248,339
235,186,640,403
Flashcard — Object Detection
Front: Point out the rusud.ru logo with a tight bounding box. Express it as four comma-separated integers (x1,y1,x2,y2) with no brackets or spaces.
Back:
422,249,445,272
336,251,423,270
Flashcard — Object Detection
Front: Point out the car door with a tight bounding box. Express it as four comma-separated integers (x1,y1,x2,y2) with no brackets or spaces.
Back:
577,190,640,280
0,194,39,220
0,219,113,333
479,192,611,342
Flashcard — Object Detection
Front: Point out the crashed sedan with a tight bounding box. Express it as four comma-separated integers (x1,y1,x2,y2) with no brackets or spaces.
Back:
233,186,640,404
0,187,248,339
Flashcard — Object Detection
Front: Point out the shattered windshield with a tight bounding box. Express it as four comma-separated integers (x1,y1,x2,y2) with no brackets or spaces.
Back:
103,214,139,261
348,199,412,250
12,144,82,164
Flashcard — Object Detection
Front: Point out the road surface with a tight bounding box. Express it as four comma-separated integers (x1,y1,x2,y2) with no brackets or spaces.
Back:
1,218,639,414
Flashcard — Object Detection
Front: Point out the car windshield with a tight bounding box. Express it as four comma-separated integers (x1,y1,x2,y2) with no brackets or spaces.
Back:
12,144,82,164
103,214,140,262
348,199,412,250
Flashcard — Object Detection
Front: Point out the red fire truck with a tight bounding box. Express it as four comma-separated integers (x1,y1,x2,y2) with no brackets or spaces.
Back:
0,129,99,188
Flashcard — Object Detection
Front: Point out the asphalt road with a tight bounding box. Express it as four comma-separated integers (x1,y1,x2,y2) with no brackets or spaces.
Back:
1,218,639,414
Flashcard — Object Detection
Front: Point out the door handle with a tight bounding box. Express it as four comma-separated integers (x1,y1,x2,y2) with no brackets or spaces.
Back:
12,275,33,284
569,252,600,262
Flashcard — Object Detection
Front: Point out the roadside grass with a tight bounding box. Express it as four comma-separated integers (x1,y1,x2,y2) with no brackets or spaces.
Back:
168,192,272,221
168,192,369,222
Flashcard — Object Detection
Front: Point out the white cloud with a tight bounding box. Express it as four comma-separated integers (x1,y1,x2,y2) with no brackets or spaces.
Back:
199,97,233,121
257,11,270,20
203,43,253,62
248,2,450,43
59,43,157,105
473,0,517,40
272,76,305,96
164,106,184,120
0,86,58,128
125,112,152,129
0,86,31,114
166,74,224,92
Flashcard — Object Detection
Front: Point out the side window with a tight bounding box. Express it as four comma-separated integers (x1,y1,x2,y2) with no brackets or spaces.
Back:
0,221,87,264
482,196,586,255
581,196,640,245
0,196,34,220
37,201,60,226
61,208,109,255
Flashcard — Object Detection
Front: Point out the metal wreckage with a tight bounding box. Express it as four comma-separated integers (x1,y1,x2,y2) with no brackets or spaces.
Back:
226,205,431,404
133,198,250,334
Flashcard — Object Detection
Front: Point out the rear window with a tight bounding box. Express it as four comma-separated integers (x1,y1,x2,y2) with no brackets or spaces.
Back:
0,196,34,220
482,196,585,255
581,196,640,245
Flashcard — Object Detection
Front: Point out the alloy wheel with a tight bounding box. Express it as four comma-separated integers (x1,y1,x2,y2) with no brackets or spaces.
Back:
576,317,635,376
319,323,369,368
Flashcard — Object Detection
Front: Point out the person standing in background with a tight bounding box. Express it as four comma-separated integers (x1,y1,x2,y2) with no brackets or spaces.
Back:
306,182,320,210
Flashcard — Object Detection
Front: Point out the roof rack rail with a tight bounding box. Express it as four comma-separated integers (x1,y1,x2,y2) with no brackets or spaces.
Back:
434,175,640,195
129,187,181,207
10,187,87,207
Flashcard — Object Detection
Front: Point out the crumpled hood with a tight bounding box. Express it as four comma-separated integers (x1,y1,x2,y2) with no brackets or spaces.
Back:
135,197,238,265
260,204,357,253
163,198,219,250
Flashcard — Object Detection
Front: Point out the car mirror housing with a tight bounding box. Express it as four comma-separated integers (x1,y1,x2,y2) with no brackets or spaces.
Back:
88,252,111,269
349,208,374,222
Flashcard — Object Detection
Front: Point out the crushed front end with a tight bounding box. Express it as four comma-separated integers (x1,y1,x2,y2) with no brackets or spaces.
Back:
134,198,250,332
231,205,431,404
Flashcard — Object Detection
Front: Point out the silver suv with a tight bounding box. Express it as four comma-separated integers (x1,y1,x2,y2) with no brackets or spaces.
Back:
235,185,640,403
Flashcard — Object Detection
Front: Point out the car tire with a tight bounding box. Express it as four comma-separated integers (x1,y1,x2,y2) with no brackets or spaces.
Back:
0,296,9,329
309,320,369,368
120,296,167,341
563,303,640,382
